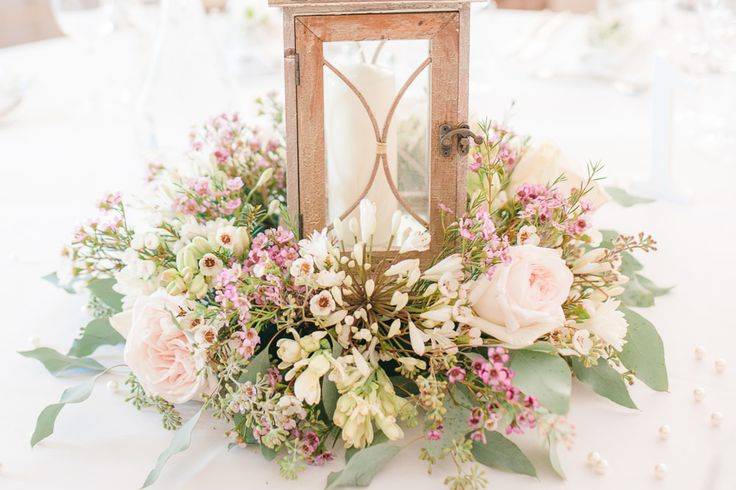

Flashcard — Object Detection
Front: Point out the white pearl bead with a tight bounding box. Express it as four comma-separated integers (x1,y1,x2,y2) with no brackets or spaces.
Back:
106,380,119,393
594,459,609,475
658,425,670,441
715,358,727,374
654,463,668,480
694,346,706,360
587,451,602,465
693,387,706,402
28,335,41,348
710,412,724,428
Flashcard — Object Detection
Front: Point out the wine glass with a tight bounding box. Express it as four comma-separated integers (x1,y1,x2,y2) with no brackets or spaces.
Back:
50,0,115,50
49,0,116,117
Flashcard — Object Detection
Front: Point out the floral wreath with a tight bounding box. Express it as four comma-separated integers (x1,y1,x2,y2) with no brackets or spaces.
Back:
24,94,667,489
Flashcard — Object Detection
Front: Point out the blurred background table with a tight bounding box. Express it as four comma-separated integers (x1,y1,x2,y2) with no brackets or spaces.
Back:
1,1,735,489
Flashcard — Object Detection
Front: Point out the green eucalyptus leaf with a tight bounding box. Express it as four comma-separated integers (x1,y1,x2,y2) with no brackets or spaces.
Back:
423,384,474,459
620,308,668,391
620,252,643,276
521,341,556,354
509,349,571,414
598,229,619,249
261,444,278,461
68,317,125,357
571,358,637,409
345,433,388,463
472,432,537,477
20,347,105,376
30,374,102,447
605,186,655,207
239,347,270,383
637,274,673,297
87,278,124,313
142,409,203,488
325,443,401,490
620,274,655,308
547,433,566,479
42,272,77,294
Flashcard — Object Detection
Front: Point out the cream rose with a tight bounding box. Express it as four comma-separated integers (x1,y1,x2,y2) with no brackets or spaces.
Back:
109,290,212,404
509,142,609,209
462,245,573,347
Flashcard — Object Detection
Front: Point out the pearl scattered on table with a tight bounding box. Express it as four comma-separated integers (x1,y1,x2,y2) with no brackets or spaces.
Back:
594,459,609,475
693,387,706,402
28,335,41,348
106,380,119,393
694,346,706,360
654,463,668,480
710,412,723,428
715,358,726,374
658,425,670,441
587,451,602,466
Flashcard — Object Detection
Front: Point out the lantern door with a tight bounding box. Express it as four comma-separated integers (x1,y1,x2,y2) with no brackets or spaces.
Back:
291,11,466,260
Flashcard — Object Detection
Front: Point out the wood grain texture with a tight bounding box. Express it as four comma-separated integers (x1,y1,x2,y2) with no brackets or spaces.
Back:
427,11,461,262
295,19,327,234
300,11,456,41
269,0,472,7
282,11,301,227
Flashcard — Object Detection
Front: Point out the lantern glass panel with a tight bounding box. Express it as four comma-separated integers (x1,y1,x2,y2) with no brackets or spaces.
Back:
322,39,430,249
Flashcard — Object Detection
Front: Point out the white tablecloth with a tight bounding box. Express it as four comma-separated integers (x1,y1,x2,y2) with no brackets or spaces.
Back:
1,7,735,490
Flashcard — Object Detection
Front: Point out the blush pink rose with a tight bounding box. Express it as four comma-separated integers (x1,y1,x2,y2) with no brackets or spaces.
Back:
110,290,212,404
461,245,573,347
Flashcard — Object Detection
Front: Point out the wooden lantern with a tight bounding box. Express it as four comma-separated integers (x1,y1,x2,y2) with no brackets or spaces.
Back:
269,0,480,260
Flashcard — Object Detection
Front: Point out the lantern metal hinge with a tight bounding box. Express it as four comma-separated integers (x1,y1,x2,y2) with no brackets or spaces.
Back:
439,123,483,157
298,213,304,238
285,49,300,86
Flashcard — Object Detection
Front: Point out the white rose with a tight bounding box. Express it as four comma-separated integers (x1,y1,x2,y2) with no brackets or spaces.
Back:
109,291,212,404
509,142,609,209
462,245,573,347
580,299,628,351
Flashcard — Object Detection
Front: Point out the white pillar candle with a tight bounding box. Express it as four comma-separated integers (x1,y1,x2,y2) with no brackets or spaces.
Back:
324,62,399,249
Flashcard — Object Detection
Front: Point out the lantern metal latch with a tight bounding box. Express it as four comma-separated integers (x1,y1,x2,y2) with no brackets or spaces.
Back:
439,123,483,157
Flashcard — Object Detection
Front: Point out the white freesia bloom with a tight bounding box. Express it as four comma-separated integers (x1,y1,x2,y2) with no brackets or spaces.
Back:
408,321,429,356
359,199,377,243
294,354,331,405
580,299,628,351
461,245,573,347
316,270,345,288
113,248,158,310
387,319,401,338
299,229,334,268
423,254,463,282
390,291,409,312
399,227,431,254
420,305,453,324
385,259,420,277
509,141,609,209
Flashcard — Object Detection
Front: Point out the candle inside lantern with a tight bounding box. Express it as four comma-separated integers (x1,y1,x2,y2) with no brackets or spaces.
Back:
324,62,398,248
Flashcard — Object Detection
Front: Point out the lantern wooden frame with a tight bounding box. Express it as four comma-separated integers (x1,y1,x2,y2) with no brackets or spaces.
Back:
270,0,474,261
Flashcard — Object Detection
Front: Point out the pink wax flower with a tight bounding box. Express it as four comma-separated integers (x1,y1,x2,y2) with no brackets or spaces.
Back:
447,366,466,384
469,153,483,172
487,346,509,365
